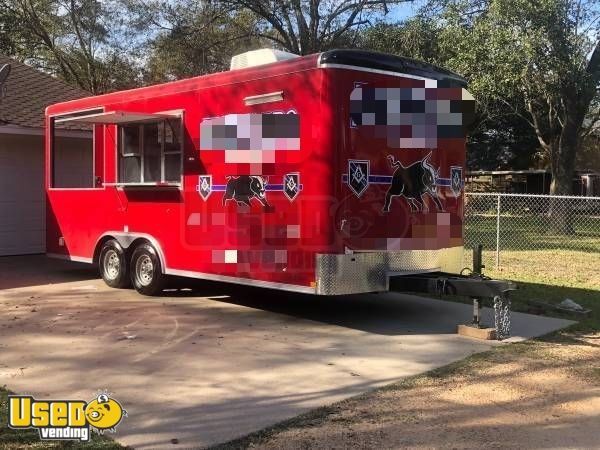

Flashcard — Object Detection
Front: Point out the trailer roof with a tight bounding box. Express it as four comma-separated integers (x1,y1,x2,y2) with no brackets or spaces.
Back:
46,53,320,116
46,50,468,116
319,49,468,86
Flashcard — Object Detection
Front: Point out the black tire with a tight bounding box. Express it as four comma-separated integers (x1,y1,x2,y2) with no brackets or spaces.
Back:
130,243,165,296
99,239,131,289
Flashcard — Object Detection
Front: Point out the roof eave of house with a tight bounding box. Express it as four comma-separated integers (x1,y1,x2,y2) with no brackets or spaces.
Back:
0,123,91,138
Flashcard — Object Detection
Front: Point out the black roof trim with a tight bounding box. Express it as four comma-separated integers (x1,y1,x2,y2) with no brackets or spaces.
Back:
319,49,467,87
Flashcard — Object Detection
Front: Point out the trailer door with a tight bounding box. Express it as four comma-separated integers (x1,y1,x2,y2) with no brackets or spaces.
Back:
339,82,475,253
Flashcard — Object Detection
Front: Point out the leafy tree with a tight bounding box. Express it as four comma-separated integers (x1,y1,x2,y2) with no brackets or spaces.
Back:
360,18,443,63
577,135,600,172
438,0,600,199
0,0,141,93
220,0,414,54
126,1,262,82
361,16,541,170
0,6,22,56
467,107,542,170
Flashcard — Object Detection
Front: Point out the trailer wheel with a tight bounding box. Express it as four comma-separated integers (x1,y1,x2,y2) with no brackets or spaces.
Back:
99,239,131,289
130,243,165,296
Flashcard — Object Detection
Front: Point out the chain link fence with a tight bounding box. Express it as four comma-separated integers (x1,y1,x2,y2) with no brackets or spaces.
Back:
464,193,600,282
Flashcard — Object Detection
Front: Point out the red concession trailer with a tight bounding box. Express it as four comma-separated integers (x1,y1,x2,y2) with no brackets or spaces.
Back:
45,49,479,296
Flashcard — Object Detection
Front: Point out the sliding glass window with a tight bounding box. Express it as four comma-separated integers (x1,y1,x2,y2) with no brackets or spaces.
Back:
118,118,182,184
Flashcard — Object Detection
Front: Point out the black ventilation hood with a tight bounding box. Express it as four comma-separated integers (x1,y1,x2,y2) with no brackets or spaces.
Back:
319,49,467,87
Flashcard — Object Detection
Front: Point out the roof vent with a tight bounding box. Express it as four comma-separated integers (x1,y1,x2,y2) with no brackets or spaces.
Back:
230,48,299,70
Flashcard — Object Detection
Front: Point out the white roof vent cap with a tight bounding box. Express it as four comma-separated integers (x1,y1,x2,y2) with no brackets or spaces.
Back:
230,48,299,70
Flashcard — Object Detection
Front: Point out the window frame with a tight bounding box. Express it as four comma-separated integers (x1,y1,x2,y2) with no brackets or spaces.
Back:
117,114,184,186
48,114,99,190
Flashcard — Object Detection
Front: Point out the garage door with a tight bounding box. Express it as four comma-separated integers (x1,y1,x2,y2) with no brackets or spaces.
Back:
0,134,45,256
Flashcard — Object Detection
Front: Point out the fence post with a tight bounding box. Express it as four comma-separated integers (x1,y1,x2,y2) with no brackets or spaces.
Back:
496,194,501,268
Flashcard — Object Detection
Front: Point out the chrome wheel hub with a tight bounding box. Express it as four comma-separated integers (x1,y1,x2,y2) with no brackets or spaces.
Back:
136,255,154,287
103,250,120,280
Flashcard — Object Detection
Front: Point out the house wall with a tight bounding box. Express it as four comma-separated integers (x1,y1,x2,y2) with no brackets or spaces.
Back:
0,132,91,256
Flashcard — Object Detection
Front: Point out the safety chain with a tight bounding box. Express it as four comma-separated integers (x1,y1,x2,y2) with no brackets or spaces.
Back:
493,295,511,340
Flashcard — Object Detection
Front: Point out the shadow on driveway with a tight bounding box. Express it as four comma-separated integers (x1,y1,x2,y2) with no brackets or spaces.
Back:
0,256,573,338
164,276,467,336
0,255,98,290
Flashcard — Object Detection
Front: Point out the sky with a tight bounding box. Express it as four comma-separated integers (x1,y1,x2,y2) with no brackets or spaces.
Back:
385,0,427,22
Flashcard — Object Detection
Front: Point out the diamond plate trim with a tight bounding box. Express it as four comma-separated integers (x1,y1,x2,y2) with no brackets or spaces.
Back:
315,251,388,295
315,246,464,295
386,246,464,273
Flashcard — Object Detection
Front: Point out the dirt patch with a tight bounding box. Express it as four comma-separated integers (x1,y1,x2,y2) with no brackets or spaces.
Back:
215,333,600,449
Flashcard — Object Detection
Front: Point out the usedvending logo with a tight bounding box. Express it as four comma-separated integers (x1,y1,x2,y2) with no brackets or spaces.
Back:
450,166,463,197
197,175,212,200
283,173,300,201
347,160,370,197
8,391,127,442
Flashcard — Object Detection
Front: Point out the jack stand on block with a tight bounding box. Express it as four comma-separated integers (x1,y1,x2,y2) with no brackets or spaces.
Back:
388,244,515,341
457,245,497,340
457,297,497,340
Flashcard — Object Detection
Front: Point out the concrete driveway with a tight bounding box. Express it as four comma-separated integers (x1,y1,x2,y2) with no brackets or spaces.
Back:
0,256,573,449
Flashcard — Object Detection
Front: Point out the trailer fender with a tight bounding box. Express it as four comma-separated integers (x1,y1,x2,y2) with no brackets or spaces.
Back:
94,232,167,273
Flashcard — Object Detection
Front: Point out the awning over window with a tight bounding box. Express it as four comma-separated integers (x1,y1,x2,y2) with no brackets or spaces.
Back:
54,111,177,124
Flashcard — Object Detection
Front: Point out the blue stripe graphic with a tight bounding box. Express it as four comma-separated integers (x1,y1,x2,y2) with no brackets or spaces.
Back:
212,184,304,192
341,174,452,187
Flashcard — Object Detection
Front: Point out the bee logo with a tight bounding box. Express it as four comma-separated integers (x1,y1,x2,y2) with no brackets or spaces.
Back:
84,393,127,433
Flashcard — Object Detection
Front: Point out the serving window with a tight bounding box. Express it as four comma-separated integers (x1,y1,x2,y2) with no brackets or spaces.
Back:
49,117,98,189
118,118,182,184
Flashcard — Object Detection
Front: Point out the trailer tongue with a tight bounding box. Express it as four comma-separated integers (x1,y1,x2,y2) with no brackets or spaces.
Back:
389,245,516,340
389,272,516,340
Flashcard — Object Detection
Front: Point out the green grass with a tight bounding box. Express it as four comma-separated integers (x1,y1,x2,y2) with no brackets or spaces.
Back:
463,211,600,331
0,387,125,450
462,247,600,332
465,214,600,253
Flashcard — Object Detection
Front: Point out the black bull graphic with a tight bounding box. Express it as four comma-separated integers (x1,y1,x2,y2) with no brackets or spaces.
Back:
222,176,271,207
383,153,444,213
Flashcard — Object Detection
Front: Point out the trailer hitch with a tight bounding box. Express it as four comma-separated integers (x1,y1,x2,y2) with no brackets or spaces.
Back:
388,273,515,339
388,246,516,340
389,272,516,301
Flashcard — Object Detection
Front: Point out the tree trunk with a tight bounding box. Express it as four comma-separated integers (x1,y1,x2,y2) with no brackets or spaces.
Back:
548,123,578,234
